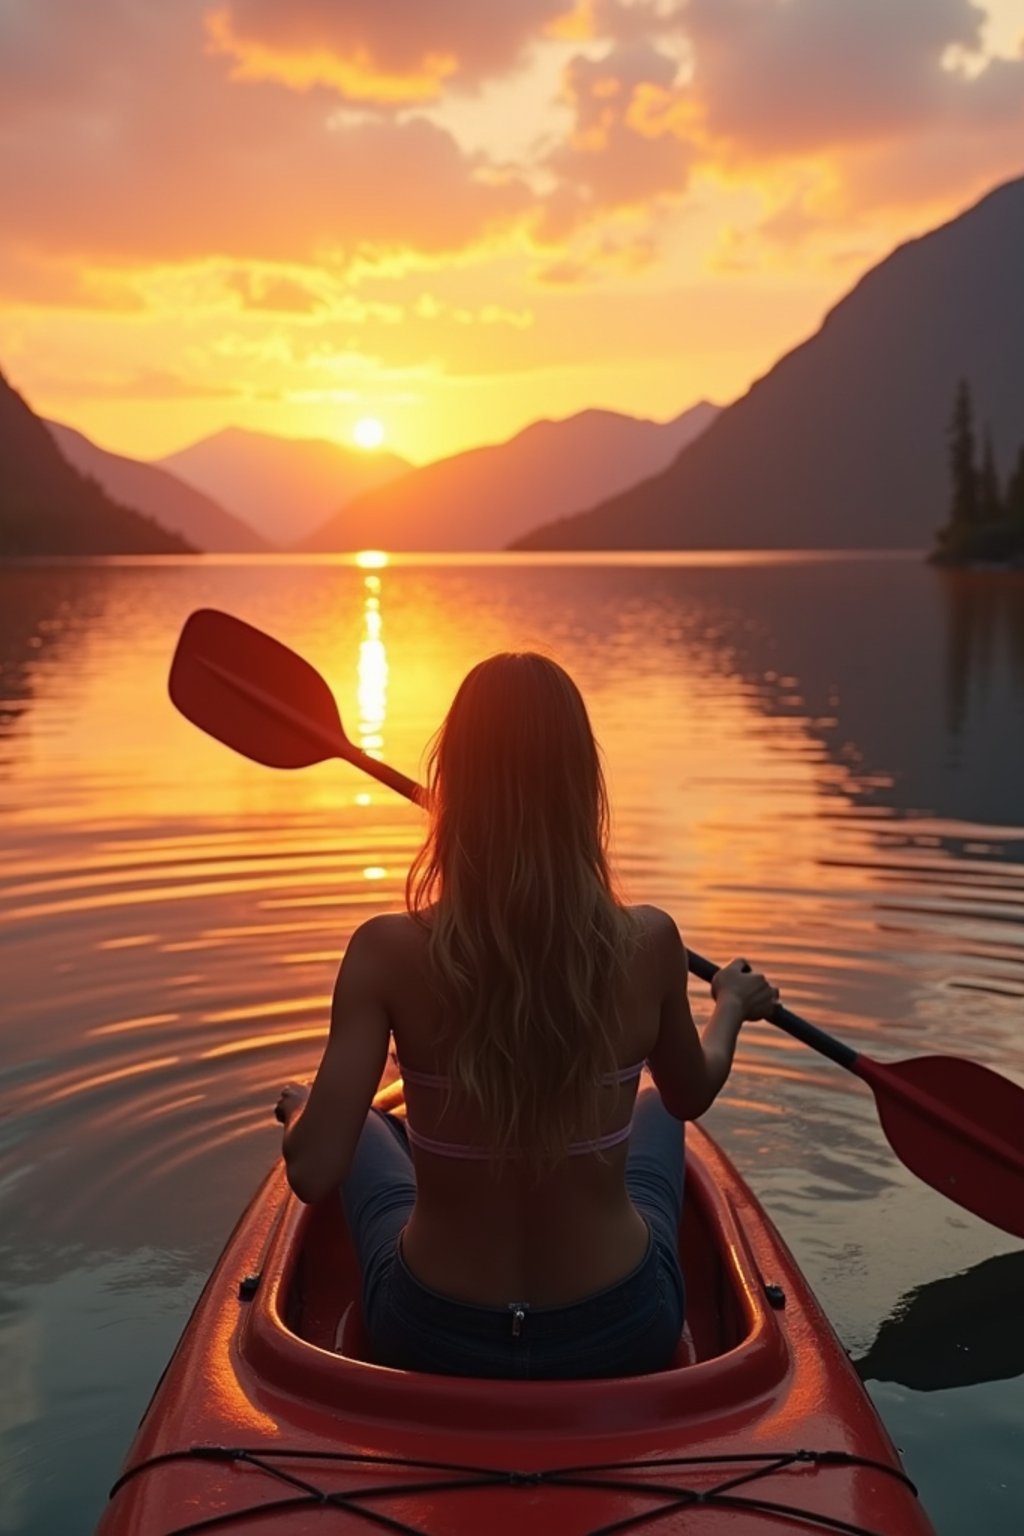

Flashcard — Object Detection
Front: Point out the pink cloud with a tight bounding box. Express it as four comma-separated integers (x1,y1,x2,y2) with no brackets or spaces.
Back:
669,0,1024,239
682,0,1022,156
542,0,1024,253
0,0,1021,301
0,0,533,282
837,120,1024,216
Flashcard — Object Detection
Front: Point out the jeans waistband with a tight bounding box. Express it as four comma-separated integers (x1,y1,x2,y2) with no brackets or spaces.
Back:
389,1225,662,1341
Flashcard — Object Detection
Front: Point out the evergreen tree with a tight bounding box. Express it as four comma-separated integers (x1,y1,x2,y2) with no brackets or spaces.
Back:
1006,441,1024,528
979,431,1002,522
948,379,979,528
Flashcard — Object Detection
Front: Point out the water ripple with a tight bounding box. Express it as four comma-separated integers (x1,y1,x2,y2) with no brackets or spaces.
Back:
2,556,1023,1535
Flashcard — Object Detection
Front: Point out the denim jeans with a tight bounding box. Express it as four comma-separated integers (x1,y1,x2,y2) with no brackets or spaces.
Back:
339,1086,686,1378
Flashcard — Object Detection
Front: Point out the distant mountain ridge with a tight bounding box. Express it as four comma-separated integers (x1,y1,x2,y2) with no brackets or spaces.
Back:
301,402,719,551
0,370,191,555
514,177,1024,551
158,427,411,546
45,421,266,552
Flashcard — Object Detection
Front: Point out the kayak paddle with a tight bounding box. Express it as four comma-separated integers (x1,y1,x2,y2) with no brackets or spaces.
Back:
168,607,1024,1239
684,949,1024,1240
168,608,424,805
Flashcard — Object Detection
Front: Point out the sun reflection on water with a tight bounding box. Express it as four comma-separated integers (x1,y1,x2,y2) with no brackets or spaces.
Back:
357,572,388,760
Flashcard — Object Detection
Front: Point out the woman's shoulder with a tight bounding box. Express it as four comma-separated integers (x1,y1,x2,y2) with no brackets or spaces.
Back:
622,903,685,950
620,906,688,992
341,911,428,973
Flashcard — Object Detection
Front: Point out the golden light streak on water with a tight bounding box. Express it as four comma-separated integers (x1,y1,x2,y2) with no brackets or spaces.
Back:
87,1013,180,1038
357,571,389,760
43,1056,183,1105
202,996,329,1025
200,1029,328,1061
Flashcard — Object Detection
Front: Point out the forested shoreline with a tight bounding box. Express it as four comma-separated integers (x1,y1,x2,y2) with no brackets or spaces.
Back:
932,381,1024,566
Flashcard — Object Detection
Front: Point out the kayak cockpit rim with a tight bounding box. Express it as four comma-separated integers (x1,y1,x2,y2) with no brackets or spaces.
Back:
239,1129,792,1434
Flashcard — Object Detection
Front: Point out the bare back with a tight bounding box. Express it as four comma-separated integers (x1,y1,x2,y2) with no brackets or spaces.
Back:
377,905,672,1305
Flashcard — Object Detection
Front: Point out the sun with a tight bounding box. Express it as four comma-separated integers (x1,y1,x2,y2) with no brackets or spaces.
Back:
353,416,386,451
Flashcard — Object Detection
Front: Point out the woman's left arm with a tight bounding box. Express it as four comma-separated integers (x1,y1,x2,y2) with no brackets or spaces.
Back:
280,917,393,1202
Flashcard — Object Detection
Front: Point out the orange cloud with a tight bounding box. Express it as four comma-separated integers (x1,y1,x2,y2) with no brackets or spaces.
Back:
537,42,697,242
223,269,328,314
535,0,1024,261
2,0,1020,301
0,0,534,285
2,0,1022,463
205,9,458,105
205,0,577,99
0,250,147,311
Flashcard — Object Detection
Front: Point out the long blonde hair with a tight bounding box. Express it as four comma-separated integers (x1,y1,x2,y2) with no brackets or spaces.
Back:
406,653,638,1167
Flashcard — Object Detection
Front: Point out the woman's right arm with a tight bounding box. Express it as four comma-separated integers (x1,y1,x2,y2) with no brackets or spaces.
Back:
645,910,778,1120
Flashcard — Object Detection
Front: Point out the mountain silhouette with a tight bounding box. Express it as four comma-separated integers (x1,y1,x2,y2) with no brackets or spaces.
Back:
514,177,1024,550
158,427,410,546
301,402,719,551
46,421,266,552
0,371,191,555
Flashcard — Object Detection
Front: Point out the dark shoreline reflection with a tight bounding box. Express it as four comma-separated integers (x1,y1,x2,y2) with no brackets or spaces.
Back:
632,559,1024,832
940,570,1024,741
0,567,113,754
856,1249,1024,1391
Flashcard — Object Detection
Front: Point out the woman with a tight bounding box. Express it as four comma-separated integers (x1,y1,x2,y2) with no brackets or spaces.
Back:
276,653,778,1378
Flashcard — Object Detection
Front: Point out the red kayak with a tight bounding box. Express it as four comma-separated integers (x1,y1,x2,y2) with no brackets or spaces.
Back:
97,1124,935,1534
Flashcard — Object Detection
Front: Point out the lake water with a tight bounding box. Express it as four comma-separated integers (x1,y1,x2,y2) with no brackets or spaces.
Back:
1,553,1022,1534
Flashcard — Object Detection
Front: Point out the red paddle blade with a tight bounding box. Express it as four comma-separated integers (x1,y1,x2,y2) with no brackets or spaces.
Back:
859,1054,1024,1239
169,608,349,769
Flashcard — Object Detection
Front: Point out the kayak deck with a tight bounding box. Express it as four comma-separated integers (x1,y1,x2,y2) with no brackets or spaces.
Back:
98,1125,936,1534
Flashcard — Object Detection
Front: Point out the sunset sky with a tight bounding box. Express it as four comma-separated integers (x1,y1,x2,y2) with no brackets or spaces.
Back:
2,0,1023,466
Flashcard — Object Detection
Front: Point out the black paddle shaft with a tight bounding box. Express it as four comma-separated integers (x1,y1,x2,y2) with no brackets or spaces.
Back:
685,948,858,1072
